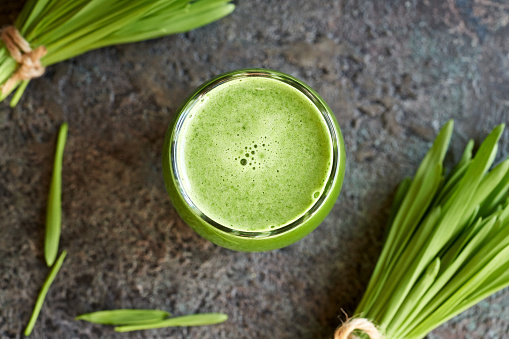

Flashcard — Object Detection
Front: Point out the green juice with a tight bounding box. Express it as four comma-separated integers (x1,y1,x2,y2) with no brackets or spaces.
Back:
163,69,345,251
178,77,332,232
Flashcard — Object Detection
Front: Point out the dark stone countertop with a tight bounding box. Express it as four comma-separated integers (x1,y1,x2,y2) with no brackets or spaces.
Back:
1,1,508,338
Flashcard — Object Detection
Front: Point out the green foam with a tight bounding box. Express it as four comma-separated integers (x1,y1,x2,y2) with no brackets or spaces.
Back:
177,77,333,232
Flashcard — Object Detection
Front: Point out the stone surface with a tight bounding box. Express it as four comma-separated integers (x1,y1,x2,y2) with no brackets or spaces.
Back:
1,0,509,338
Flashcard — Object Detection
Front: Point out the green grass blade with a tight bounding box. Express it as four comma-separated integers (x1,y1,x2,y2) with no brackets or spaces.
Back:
460,262,509,309
45,123,68,267
393,125,505,333
41,2,154,51
467,159,509,215
45,2,235,65
386,257,440,334
26,1,89,42
355,123,509,339
76,309,170,325
0,55,17,84
498,199,509,225
368,200,442,322
394,216,498,337
9,79,30,107
24,250,67,336
441,139,474,186
18,0,52,36
114,313,228,332
16,0,38,29
434,124,504,238
3,0,236,106
356,121,453,314
385,177,412,236
361,162,444,318
94,3,234,47
382,121,453,265
478,167,509,217
407,244,509,339
434,159,470,207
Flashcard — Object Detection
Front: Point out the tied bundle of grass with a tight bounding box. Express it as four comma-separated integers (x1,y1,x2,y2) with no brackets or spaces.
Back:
0,0,235,107
335,121,509,339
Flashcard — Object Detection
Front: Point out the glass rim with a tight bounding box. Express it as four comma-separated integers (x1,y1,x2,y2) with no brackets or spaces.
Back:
169,68,341,238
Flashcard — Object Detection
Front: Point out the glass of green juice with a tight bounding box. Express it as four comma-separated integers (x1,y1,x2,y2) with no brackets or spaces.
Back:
162,69,346,251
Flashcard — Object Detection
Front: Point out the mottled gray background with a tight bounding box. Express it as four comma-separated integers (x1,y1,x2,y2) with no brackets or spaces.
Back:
1,0,509,338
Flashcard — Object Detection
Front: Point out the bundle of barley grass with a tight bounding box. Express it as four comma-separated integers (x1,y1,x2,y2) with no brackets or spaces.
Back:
335,121,509,339
0,0,234,106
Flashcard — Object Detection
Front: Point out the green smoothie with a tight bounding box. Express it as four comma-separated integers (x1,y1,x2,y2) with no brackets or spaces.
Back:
163,69,346,251
176,77,333,232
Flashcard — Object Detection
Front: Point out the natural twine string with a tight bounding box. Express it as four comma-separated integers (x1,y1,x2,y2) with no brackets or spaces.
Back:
1,26,47,95
334,314,383,339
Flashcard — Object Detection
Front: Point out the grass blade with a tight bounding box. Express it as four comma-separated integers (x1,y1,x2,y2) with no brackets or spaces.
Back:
114,313,228,332
76,309,170,325
351,122,509,339
3,0,235,105
45,123,68,267
356,121,453,314
24,250,67,336
9,79,30,107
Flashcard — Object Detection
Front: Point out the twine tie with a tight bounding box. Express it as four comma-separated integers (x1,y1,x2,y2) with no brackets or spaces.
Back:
334,316,383,339
1,26,47,95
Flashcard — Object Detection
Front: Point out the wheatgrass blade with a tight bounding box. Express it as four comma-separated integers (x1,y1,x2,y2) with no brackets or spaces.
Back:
40,3,152,51
437,215,488,268
0,57,17,86
2,0,235,105
15,0,36,30
105,1,235,44
50,3,235,62
385,177,412,235
18,0,51,36
0,47,8,62
433,125,504,237
460,261,509,310
393,216,499,337
366,163,444,322
45,123,68,267
398,214,508,337
499,200,509,224
467,159,509,212
351,123,509,339
382,121,453,265
356,121,453,314
407,245,509,339
24,250,67,336
380,125,504,327
28,2,88,41
374,203,443,322
76,309,170,325
385,258,440,335
455,139,474,170
114,313,228,332
479,169,509,216
434,158,471,207
10,80,30,107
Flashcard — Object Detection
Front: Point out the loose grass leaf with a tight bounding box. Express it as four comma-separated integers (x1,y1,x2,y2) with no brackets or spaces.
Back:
114,313,229,332
24,250,67,336
45,123,68,267
76,309,170,325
